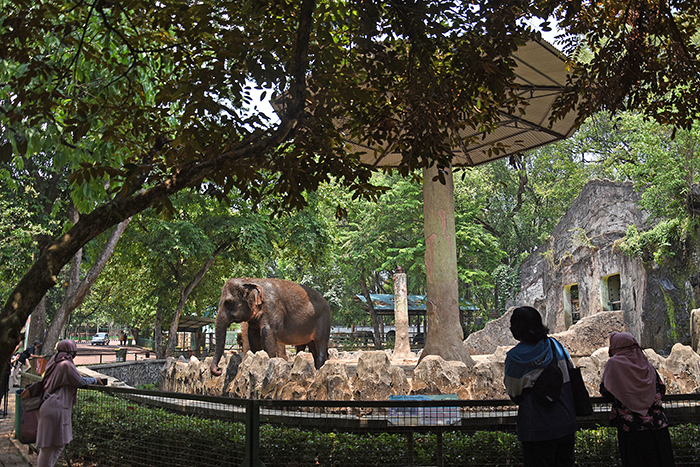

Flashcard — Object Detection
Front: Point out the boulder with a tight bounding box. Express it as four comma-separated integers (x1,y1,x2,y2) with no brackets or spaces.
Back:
568,343,700,396
552,311,625,357
691,309,700,353
464,309,625,357
411,355,463,395
466,355,508,400
158,357,178,392
227,350,288,398
351,351,408,400
307,360,353,401
158,334,700,402
463,309,516,355
658,343,700,394
278,354,316,401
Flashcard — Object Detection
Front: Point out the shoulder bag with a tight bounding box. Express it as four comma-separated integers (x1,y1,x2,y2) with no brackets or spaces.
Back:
20,380,45,412
566,356,594,416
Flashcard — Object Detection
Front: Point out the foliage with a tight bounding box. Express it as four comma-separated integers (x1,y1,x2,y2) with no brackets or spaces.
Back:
71,391,246,466
441,430,521,465
0,152,70,299
76,188,337,337
0,187,47,298
574,426,620,465
553,0,700,130
617,220,688,265
570,227,596,250
601,115,700,220
322,172,424,326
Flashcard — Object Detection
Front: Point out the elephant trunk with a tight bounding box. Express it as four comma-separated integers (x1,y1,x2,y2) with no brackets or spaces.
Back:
210,313,230,376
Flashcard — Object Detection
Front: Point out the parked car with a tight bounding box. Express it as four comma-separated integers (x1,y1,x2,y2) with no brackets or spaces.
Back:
91,332,110,345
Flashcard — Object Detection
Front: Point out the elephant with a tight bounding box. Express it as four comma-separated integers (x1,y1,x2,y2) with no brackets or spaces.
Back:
210,278,331,375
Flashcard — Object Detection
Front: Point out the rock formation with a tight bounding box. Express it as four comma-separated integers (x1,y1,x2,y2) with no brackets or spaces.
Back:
307,359,353,401
462,309,517,355
350,351,408,401
552,311,626,357
576,343,700,396
464,309,626,357
411,356,464,396
512,179,699,352
160,340,700,400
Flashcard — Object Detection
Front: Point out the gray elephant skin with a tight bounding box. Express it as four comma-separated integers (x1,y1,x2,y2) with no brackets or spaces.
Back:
210,278,331,375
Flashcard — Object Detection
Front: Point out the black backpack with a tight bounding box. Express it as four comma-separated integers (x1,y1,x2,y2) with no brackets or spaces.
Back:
530,338,564,407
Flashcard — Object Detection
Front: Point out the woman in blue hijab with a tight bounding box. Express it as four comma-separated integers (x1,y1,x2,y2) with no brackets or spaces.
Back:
504,306,577,467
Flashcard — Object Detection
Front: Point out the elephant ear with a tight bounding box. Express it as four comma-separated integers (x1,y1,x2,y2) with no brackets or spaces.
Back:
243,283,265,320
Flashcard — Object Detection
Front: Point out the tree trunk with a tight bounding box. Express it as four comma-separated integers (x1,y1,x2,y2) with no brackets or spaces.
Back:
164,243,227,358
43,217,131,354
360,271,382,350
27,296,46,349
27,235,55,348
154,310,164,359
419,164,471,364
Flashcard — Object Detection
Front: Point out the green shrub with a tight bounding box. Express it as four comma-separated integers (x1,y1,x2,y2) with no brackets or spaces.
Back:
70,393,700,467
670,424,700,465
575,426,619,466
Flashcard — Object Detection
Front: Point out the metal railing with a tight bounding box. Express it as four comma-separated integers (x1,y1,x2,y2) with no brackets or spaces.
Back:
65,386,700,467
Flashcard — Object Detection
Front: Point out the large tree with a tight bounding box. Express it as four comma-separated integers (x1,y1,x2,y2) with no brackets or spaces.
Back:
3,0,700,375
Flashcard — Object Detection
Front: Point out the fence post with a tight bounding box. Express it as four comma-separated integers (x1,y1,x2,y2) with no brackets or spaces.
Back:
407,431,414,467
436,431,443,467
244,399,264,467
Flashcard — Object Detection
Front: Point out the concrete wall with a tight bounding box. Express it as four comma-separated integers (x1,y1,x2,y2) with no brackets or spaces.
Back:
87,360,167,387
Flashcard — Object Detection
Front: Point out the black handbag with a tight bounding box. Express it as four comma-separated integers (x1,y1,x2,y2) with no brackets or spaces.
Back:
567,363,594,416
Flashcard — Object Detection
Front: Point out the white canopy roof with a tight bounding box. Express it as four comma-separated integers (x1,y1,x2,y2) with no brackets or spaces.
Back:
344,39,578,168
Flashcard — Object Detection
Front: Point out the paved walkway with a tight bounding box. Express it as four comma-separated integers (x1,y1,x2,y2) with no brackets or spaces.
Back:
0,392,36,467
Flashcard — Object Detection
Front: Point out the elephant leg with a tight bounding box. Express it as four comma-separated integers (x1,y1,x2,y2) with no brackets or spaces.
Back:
295,344,307,354
277,343,288,361
260,326,278,358
240,322,251,353
247,325,263,353
308,339,328,370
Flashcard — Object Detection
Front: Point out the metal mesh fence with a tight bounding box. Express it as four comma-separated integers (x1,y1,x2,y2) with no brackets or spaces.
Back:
61,387,700,467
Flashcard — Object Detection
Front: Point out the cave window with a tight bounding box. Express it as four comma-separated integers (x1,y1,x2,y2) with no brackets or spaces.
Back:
563,284,580,329
601,273,621,311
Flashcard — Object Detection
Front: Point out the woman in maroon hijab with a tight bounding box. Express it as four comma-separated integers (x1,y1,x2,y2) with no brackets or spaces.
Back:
36,340,103,467
600,332,675,467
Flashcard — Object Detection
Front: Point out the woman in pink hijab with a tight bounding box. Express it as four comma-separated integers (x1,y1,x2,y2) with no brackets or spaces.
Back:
36,340,103,467
600,332,675,467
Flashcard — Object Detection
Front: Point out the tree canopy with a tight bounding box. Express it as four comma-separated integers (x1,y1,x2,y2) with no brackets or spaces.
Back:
2,0,700,371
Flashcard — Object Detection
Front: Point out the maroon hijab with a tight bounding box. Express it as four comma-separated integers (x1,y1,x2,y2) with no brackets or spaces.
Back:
43,339,81,403
601,332,658,415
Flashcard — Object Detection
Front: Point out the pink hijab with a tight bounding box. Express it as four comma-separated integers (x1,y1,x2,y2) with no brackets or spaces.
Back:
601,332,658,415
43,339,81,403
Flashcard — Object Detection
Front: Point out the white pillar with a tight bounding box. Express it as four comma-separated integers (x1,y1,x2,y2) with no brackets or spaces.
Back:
393,268,411,360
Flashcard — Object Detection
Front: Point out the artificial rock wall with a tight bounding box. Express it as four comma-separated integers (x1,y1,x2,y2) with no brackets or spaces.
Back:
514,179,700,351
159,342,700,401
